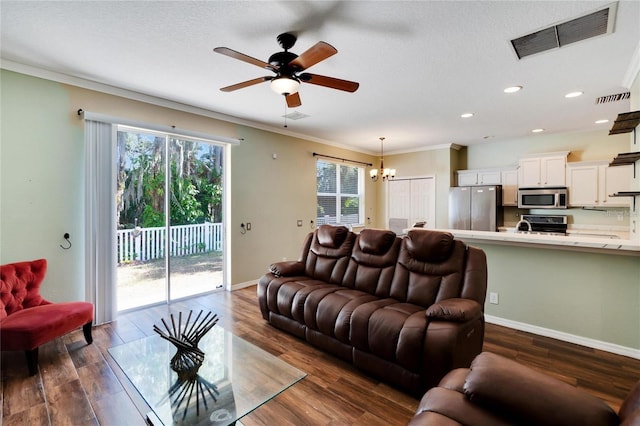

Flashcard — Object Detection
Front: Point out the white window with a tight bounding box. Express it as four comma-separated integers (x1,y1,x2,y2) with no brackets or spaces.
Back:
316,160,364,227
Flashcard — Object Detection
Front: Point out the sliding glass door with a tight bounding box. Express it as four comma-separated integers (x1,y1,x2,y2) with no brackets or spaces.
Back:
115,127,224,311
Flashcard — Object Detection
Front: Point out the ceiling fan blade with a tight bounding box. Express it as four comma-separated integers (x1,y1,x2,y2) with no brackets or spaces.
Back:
299,73,359,92
286,92,302,108
214,47,278,71
220,76,272,92
288,41,337,71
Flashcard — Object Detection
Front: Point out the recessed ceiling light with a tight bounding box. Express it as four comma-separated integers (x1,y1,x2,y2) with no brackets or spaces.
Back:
565,91,583,98
461,113,474,118
595,119,609,124
531,128,545,133
504,86,522,93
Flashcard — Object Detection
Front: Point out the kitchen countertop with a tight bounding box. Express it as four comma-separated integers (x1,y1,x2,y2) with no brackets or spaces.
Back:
441,228,640,256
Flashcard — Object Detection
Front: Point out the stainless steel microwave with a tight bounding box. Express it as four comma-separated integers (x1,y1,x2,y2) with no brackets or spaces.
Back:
518,187,568,209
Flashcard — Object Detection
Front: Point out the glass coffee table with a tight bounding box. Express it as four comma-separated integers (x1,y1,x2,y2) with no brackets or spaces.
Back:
109,325,306,425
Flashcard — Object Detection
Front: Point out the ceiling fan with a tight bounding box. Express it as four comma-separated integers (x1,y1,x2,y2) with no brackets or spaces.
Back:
214,33,359,108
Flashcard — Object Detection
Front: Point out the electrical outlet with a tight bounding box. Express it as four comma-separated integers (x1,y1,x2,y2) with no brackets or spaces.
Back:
246,222,252,231
297,220,303,227
489,292,499,305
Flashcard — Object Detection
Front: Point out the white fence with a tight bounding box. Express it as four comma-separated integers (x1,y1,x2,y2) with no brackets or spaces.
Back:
117,222,223,264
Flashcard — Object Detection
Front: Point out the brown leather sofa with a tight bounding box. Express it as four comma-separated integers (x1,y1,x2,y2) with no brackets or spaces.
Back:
257,225,488,395
408,351,640,426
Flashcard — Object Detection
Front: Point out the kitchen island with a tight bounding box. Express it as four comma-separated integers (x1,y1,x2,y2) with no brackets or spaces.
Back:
433,227,640,361
443,228,640,256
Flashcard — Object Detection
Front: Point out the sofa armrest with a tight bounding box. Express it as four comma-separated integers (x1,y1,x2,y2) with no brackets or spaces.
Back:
269,261,305,277
464,352,619,426
426,298,481,322
409,387,511,426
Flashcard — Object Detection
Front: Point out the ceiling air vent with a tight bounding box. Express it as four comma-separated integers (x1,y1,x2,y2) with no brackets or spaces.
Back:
282,111,309,120
511,3,616,60
595,92,630,104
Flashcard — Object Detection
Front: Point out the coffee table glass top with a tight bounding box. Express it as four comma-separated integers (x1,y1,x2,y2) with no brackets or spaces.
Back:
109,325,306,425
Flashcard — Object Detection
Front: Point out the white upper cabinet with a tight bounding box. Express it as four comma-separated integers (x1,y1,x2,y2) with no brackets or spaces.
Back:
518,152,568,187
478,170,502,185
566,161,632,207
501,168,519,206
601,164,632,206
457,169,502,186
457,170,478,186
566,164,599,206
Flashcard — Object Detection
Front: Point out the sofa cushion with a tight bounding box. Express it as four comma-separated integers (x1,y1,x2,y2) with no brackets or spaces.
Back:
317,225,349,248
463,352,619,426
304,287,378,343
350,299,426,372
0,258,48,319
406,230,455,263
358,229,396,255
391,238,467,307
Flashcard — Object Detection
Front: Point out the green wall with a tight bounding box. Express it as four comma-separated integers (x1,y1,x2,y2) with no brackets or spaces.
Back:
0,70,377,295
1,71,85,301
465,130,629,169
478,243,640,349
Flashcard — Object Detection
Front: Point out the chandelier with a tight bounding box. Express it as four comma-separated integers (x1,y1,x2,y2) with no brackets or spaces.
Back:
370,137,396,181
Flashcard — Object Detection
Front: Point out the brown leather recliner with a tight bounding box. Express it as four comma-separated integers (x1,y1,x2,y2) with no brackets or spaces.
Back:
258,225,488,395
408,351,640,426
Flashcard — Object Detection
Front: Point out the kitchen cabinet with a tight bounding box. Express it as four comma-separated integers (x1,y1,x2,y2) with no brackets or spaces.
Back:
457,169,502,186
518,153,568,187
601,164,632,206
566,162,632,207
456,167,516,206
501,168,518,206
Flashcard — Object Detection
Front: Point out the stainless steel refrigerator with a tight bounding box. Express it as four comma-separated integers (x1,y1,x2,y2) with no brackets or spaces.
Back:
448,186,503,231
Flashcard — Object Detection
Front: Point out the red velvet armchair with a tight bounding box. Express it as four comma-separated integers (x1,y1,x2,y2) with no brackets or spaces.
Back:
0,259,94,375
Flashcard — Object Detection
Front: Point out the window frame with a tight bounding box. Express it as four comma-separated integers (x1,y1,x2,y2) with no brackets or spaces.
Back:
316,159,365,227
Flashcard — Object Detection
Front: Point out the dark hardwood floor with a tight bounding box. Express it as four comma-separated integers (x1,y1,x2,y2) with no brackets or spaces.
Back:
2,285,639,425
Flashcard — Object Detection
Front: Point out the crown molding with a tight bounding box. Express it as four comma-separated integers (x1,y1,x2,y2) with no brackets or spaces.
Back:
0,60,376,155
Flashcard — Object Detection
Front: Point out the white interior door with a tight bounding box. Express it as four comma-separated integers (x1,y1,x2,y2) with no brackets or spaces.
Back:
388,177,436,232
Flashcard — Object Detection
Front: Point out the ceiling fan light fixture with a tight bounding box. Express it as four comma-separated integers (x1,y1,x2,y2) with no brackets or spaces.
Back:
270,77,300,96
565,91,583,98
504,85,523,93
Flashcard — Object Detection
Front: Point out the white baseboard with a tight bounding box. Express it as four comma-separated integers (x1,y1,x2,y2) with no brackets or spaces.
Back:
485,315,640,360
231,280,258,291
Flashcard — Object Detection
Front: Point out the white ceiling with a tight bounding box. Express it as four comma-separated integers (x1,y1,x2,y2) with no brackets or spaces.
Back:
1,1,639,154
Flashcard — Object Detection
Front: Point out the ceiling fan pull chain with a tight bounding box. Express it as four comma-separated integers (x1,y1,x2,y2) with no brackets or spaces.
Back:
284,101,288,128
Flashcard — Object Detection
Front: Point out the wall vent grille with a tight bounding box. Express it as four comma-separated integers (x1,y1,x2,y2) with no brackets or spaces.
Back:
511,5,616,60
596,92,630,104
